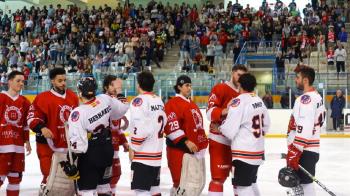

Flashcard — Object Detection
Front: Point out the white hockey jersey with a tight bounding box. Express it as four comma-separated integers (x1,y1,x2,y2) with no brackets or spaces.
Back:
68,94,129,154
128,93,167,167
220,93,270,165
288,90,325,154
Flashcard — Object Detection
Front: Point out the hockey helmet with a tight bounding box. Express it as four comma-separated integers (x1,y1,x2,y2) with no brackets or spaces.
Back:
77,77,97,98
278,167,300,188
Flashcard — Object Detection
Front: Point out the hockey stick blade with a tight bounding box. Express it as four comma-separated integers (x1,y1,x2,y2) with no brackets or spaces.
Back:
264,153,287,160
298,165,336,196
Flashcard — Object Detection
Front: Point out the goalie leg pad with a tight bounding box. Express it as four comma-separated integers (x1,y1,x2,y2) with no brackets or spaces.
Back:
43,152,75,196
175,153,205,196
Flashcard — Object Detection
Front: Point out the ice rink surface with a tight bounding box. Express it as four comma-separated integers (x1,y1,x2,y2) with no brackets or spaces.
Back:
1,138,349,196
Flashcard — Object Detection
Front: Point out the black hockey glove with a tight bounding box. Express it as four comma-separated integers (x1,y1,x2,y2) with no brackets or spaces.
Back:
60,161,80,180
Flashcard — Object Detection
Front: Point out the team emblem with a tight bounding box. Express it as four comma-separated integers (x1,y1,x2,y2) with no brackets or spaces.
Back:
132,98,143,107
191,109,203,129
4,105,22,125
230,98,240,107
300,95,311,104
71,111,80,122
59,105,73,123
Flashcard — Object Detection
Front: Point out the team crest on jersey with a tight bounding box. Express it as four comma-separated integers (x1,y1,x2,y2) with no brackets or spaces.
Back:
230,98,240,107
191,109,203,129
300,95,311,104
4,105,22,125
71,111,80,122
132,98,143,107
59,105,73,123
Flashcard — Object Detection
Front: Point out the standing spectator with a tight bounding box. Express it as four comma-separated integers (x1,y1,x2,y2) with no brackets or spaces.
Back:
330,89,345,131
179,34,190,61
276,52,285,83
280,87,296,109
214,41,224,72
262,91,274,109
338,27,348,45
334,43,347,77
206,41,215,69
233,42,241,64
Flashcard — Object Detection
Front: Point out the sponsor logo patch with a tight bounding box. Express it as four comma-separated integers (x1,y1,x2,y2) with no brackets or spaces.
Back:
71,111,80,122
132,97,143,107
230,98,240,107
300,95,311,104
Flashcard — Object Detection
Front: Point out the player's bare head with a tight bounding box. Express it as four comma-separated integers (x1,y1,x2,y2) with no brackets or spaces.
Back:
78,77,97,100
238,73,257,92
174,75,192,97
231,65,248,86
7,71,25,93
137,71,155,93
103,75,121,95
294,65,315,90
49,68,66,93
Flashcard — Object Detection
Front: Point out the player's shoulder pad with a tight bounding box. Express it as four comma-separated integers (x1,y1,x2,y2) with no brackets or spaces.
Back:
229,98,241,108
132,96,143,107
300,94,311,105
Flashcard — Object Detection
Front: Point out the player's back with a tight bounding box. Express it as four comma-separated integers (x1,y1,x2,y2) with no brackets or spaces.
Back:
224,93,270,165
129,93,167,167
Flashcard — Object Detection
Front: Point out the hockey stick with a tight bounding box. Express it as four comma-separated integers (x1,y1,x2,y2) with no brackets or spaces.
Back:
64,123,79,196
298,165,336,196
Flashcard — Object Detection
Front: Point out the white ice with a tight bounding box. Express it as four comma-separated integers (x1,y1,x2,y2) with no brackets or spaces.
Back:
1,137,349,196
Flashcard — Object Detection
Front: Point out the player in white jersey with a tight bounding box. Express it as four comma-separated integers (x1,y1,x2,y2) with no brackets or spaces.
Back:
63,77,129,196
128,71,167,196
286,66,325,196
217,73,271,196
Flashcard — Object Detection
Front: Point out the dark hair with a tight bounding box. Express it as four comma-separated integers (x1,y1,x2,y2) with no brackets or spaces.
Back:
137,71,155,92
49,68,66,80
103,75,118,93
8,71,24,81
295,65,315,85
174,75,191,94
232,64,248,72
238,73,257,92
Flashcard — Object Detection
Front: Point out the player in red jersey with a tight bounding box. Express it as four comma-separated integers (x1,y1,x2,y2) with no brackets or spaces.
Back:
102,75,129,196
164,75,208,195
27,68,79,193
206,65,247,196
0,71,31,196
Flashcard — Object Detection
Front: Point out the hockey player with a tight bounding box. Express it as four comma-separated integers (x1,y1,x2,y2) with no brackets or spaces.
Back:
217,73,270,196
286,66,325,196
102,75,129,195
128,71,167,196
206,65,247,195
0,71,31,196
65,77,129,196
164,75,208,196
27,68,79,192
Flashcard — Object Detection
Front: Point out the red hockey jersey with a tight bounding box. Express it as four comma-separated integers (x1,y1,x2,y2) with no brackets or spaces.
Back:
0,91,31,153
27,89,79,150
206,81,240,145
164,94,208,151
110,118,127,153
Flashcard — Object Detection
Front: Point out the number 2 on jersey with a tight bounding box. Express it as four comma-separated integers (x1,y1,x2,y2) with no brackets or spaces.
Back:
158,116,165,138
252,114,265,138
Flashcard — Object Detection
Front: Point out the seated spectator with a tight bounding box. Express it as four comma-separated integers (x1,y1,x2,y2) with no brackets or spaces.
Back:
262,91,274,109
327,46,335,66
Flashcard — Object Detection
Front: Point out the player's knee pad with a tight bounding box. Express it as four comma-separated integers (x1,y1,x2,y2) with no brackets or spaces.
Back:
208,179,225,193
7,172,22,184
234,185,254,196
135,190,151,196
79,190,95,196
150,186,161,195
97,183,112,195
301,183,315,196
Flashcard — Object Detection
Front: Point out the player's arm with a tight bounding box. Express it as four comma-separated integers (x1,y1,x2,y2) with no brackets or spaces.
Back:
24,99,32,155
68,109,88,154
206,85,227,122
219,100,243,140
107,94,130,120
27,97,53,138
164,103,197,153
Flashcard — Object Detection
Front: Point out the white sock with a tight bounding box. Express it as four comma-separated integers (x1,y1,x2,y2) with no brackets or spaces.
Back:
252,183,261,196
301,183,316,196
79,190,95,196
135,190,151,196
208,191,223,196
234,185,254,196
